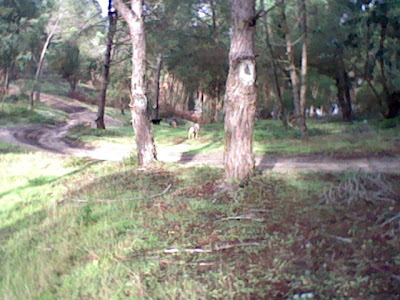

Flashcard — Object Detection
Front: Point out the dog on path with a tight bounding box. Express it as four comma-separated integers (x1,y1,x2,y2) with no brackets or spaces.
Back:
188,123,200,139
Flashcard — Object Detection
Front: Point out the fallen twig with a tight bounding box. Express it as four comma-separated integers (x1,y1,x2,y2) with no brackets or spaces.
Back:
327,234,353,244
380,213,400,228
150,241,263,255
71,183,172,204
220,214,264,222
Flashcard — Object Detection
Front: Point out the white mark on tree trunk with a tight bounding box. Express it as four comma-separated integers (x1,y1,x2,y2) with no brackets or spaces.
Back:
238,59,255,86
132,92,147,109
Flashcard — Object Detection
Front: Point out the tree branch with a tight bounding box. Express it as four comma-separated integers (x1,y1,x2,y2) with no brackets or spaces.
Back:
113,0,136,22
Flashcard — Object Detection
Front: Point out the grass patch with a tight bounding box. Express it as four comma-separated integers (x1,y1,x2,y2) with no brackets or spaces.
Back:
66,118,400,158
0,95,67,126
0,144,399,299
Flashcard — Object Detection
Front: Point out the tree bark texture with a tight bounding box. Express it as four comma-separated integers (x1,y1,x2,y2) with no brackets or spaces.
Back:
96,0,118,129
224,0,257,182
114,0,157,165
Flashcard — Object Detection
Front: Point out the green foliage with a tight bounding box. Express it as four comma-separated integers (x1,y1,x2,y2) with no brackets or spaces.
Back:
376,118,400,129
356,85,384,115
49,40,81,91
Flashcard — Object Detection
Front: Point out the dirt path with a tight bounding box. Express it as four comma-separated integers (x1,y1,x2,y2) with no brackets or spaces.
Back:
1,91,400,173
0,92,130,161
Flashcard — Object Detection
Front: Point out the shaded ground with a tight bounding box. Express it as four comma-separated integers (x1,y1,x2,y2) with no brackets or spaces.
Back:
1,91,400,173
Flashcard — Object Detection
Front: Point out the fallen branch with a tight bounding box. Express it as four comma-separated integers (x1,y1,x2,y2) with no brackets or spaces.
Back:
151,241,263,255
220,214,264,222
380,213,400,228
327,234,353,244
71,183,172,204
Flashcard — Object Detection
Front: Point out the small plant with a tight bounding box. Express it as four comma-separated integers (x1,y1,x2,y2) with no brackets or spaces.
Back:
76,205,99,226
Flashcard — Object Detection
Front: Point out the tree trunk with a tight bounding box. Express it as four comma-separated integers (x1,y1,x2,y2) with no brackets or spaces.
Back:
261,0,287,128
114,0,157,166
4,66,10,94
298,0,308,139
385,92,400,118
224,0,257,182
335,45,353,122
30,15,61,109
96,1,118,129
335,71,352,122
280,0,307,138
152,52,163,120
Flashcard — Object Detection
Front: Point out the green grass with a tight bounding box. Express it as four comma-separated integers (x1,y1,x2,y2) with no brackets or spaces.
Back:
67,117,400,158
1,85,400,298
0,94,68,126
1,146,399,299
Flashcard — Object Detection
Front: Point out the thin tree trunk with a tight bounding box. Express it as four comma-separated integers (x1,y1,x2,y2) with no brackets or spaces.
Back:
335,71,352,122
114,0,157,166
152,53,163,120
260,0,287,128
96,1,118,129
378,10,390,100
4,66,10,94
335,44,353,122
209,0,219,45
224,0,257,182
30,15,61,109
298,0,308,139
280,0,307,138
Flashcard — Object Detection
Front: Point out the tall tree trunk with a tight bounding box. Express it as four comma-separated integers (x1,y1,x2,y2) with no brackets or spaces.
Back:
30,15,61,109
378,8,390,100
224,0,257,182
376,10,398,118
96,1,118,129
152,52,163,120
298,0,308,139
114,0,157,166
261,0,287,128
280,0,307,138
335,45,353,122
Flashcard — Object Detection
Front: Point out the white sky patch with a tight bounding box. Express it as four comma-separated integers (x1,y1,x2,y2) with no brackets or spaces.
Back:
96,0,109,17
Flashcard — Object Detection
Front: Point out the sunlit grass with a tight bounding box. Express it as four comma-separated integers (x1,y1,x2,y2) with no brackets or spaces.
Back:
1,87,399,298
67,117,400,157
0,141,399,298
0,97,68,126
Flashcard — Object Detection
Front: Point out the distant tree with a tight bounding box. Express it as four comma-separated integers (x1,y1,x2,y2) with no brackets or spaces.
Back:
49,40,81,92
259,0,288,127
114,0,157,166
96,0,118,129
30,13,62,108
224,0,257,181
279,0,308,138
0,0,39,93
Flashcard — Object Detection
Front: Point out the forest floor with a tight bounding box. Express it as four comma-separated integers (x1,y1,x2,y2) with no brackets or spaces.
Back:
1,89,400,173
1,87,400,299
